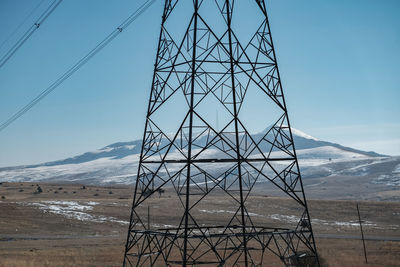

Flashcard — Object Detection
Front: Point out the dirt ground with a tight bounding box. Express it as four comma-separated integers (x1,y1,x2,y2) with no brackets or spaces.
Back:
0,182,399,266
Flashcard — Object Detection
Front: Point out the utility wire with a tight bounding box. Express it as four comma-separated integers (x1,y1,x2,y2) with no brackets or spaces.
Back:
0,0,46,51
0,0,155,133
0,0,63,70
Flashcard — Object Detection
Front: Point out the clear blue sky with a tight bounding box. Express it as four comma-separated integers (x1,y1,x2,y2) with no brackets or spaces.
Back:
0,0,399,167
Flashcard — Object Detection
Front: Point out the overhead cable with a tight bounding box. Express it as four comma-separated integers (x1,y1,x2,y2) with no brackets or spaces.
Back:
0,0,63,70
0,0,155,133
0,0,46,52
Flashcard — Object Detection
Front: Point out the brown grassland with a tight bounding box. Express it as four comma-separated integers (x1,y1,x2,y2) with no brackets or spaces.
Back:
0,182,399,266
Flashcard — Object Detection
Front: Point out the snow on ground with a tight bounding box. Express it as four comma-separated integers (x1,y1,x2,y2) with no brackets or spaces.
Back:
0,144,383,185
92,144,136,154
199,209,236,214
151,224,177,229
296,146,370,161
372,174,400,186
91,147,114,154
199,209,262,217
0,154,140,184
268,214,300,224
24,200,128,225
290,127,320,141
198,209,379,228
250,146,373,167
269,214,378,227
337,157,391,175
394,163,400,173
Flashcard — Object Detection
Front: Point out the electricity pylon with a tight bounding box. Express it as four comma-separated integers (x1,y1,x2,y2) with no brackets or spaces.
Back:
123,0,319,266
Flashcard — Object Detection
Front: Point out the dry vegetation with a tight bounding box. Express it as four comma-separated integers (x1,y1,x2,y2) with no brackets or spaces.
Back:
0,182,399,266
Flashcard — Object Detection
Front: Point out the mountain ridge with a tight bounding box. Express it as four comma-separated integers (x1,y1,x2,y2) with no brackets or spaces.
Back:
1,127,398,197
0,127,386,171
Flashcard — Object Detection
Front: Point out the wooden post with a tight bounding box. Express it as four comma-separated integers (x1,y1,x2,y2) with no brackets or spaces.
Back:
148,205,150,230
357,203,368,264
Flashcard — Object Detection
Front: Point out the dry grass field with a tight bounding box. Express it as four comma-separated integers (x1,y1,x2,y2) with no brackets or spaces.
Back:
0,182,399,266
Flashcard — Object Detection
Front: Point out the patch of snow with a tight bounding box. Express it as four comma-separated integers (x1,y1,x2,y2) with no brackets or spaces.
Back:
296,146,370,161
306,181,326,187
191,209,382,229
190,177,223,187
98,144,136,152
333,221,376,227
249,146,372,168
394,163,400,173
0,154,140,184
151,224,177,229
40,200,94,211
269,214,300,224
199,209,236,215
267,214,377,228
339,158,386,175
198,209,262,217
92,147,114,154
24,201,128,225
86,201,99,205
371,174,400,186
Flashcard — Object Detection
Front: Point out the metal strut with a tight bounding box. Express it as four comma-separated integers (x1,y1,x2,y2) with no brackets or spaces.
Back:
224,0,249,265
183,1,199,265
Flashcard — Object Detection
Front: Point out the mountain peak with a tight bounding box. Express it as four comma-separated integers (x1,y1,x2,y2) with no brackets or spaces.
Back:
289,127,320,141
260,125,320,141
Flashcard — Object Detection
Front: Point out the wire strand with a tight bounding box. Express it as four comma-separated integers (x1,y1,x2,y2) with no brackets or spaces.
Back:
0,0,63,70
0,0,156,133
0,0,46,52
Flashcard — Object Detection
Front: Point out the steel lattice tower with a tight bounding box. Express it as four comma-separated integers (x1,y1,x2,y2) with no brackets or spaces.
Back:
123,0,319,266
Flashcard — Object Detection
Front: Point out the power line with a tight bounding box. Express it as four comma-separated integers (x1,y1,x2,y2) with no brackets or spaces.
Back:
0,0,156,133
0,0,63,70
0,0,46,52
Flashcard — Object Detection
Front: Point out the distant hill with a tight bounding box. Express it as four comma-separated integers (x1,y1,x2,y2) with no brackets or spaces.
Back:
0,127,398,201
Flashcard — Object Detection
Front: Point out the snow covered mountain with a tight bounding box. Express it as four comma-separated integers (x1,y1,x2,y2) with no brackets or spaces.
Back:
0,128,398,193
